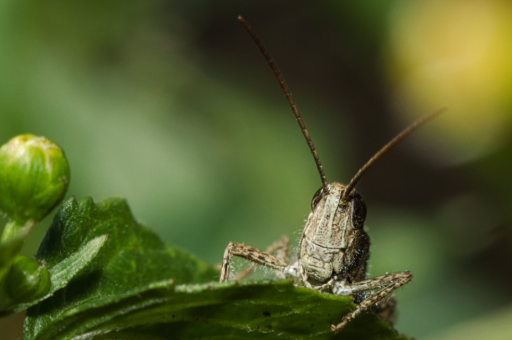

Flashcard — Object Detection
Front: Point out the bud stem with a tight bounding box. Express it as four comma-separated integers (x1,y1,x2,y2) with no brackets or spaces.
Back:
1,219,35,243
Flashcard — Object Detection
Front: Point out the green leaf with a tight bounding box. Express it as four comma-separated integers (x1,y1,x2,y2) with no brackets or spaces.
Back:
78,281,412,340
24,196,218,340
24,197,412,340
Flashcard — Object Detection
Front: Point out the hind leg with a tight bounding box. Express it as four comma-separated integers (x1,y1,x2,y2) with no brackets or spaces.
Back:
331,271,412,333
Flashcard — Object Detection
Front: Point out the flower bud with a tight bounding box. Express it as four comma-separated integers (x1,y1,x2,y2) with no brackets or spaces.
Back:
6,255,51,302
0,134,70,224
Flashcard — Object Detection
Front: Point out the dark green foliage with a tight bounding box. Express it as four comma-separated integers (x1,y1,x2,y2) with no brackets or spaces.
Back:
22,197,412,340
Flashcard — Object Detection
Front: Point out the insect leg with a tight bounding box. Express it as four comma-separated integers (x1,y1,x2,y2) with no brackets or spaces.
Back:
333,272,411,295
330,271,412,333
235,236,289,280
219,242,288,283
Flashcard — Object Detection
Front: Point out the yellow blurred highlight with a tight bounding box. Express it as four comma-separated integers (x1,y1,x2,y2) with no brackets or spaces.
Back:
424,306,512,340
387,0,512,162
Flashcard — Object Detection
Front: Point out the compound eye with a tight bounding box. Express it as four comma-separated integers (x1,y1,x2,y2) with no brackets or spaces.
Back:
351,192,366,229
311,187,323,211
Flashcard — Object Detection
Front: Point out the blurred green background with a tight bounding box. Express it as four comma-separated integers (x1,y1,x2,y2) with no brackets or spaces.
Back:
2,0,512,339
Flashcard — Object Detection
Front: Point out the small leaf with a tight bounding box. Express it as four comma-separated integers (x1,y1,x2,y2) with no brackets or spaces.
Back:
23,197,412,340
0,235,107,315
9,235,108,314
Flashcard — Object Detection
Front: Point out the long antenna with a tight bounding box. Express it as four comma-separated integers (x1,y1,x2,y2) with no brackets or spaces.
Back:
238,15,329,194
341,108,446,202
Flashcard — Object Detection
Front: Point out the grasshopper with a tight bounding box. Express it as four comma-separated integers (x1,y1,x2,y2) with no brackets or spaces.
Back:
220,16,443,334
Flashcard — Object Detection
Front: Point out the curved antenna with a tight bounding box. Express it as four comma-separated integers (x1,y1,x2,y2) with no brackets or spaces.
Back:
238,16,329,194
341,108,446,202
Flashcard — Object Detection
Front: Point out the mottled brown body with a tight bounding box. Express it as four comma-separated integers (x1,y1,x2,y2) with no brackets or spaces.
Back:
299,182,368,284
219,15,439,334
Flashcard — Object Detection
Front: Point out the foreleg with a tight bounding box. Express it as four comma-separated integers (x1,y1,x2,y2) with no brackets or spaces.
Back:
219,242,288,283
235,236,289,280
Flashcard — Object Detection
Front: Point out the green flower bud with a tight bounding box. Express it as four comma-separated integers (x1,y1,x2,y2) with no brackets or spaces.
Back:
6,255,51,302
0,134,70,225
